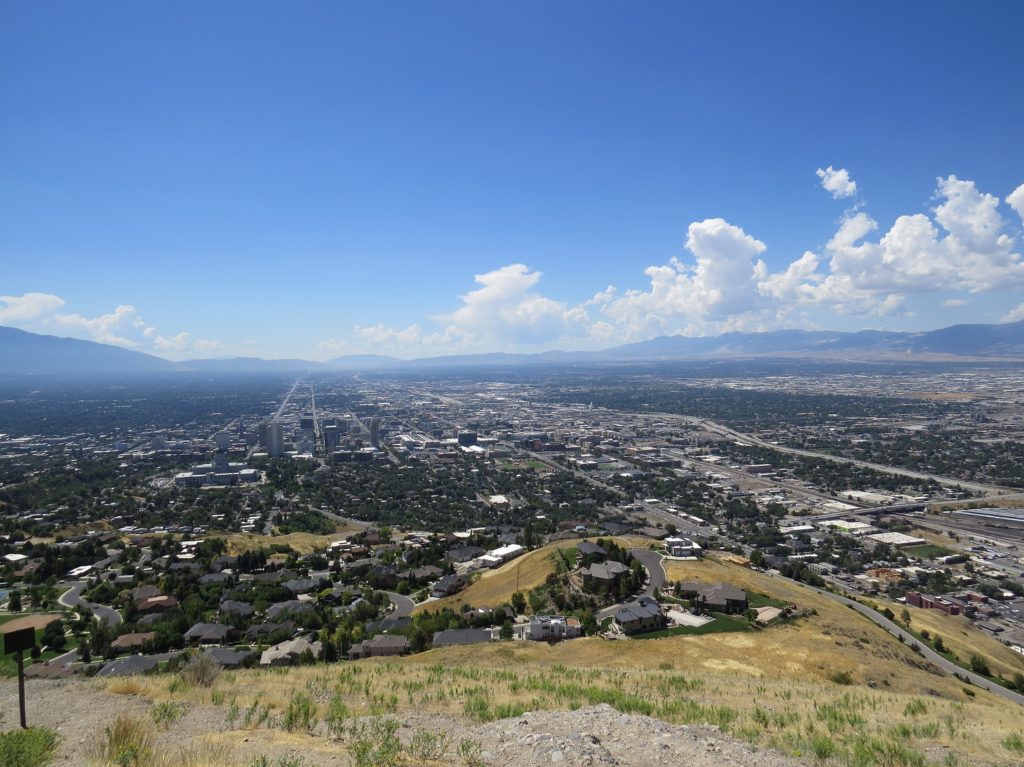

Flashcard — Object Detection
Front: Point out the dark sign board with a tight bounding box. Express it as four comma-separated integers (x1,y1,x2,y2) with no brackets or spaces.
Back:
3,627,36,654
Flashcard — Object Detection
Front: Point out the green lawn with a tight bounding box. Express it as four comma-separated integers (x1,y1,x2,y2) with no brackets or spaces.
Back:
748,591,788,609
904,544,954,560
0,618,68,677
634,613,752,639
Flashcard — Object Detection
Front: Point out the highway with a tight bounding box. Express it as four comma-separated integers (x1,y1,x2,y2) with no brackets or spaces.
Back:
273,377,303,422
58,581,123,628
647,412,1013,497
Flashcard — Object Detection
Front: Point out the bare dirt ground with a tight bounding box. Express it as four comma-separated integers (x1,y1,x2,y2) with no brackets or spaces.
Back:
0,613,61,633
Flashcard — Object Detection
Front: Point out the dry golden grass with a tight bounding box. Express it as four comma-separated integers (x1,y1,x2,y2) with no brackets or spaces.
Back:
222,530,359,556
414,537,653,614
865,596,1024,682
914,392,976,401
107,631,1024,766
93,549,1024,765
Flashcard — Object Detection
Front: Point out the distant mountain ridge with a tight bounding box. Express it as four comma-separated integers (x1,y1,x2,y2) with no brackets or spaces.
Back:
2,320,1024,375
0,326,175,375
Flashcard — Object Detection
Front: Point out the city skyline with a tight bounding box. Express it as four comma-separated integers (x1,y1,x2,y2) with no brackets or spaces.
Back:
3,3,1024,360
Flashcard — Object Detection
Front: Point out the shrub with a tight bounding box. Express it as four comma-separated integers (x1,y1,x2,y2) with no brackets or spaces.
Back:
457,737,485,767
407,729,452,762
1004,732,1024,754
179,653,222,688
828,670,853,685
347,717,401,767
92,715,154,767
969,655,991,676
325,693,349,740
150,701,187,730
282,691,318,733
0,727,59,767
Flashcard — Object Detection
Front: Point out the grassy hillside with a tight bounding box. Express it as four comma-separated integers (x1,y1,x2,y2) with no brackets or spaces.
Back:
414,537,649,614
868,596,1024,683
222,530,359,556
105,630,1024,766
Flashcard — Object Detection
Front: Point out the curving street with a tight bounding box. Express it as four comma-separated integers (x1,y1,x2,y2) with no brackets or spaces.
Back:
58,581,123,628
629,548,667,597
384,591,416,619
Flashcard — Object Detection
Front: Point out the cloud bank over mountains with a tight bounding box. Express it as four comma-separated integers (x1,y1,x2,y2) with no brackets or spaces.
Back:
5,170,1024,359
325,170,1024,355
0,293,221,359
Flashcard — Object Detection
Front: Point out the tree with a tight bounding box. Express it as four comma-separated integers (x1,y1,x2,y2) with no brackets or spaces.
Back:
900,608,911,626
969,655,991,676
933,635,946,653
7,589,22,612
511,591,527,615
42,619,67,651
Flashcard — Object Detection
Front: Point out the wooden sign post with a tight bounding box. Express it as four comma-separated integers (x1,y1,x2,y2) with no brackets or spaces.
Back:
3,626,35,728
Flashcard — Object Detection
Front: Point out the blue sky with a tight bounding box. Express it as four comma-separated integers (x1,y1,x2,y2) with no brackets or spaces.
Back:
2,2,1023,359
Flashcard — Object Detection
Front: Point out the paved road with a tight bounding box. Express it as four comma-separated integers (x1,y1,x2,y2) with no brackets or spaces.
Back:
682,415,1011,496
629,548,667,597
798,581,1024,706
596,550,667,621
58,582,123,628
384,592,416,618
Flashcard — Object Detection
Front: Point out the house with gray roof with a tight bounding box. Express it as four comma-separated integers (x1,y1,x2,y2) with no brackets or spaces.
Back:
613,597,666,635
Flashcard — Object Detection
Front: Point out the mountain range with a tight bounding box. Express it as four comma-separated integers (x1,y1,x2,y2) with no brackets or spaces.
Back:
2,320,1024,375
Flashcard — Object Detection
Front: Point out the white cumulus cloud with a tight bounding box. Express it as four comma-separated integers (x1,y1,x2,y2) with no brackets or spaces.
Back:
1006,183,1024,220
600,218,770,338
0,293,221,358
816,166,858,199
760,175,1024,314
1002,303,1024,323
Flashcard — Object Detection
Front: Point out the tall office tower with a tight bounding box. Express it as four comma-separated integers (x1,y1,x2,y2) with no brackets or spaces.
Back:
368,417,381,448
300,413,315,431
214,431,232,451
323,425,340,452
268,422,285,457
257,422,270,448
212,451,229,472
457,431,478,447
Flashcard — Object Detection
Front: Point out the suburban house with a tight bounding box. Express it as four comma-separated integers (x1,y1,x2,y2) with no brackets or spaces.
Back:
349,634,409,660
663,537,702,558
110,632,156,653
514,615,582,642
581,560,630,589
431,628,492,648
260,635,322,666
430,574,466,598
675,582,748,614
577,541,607,559
183,622,232,645
613,597,666,635
219,600,255,618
